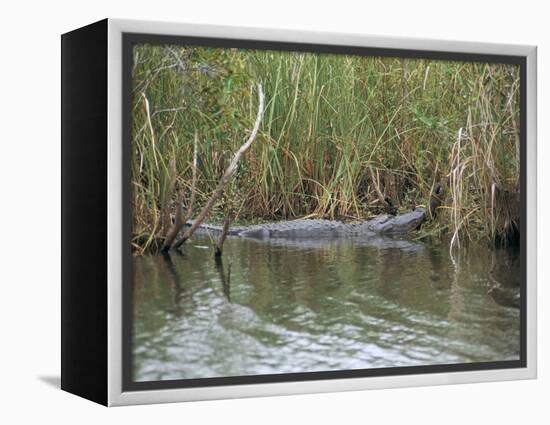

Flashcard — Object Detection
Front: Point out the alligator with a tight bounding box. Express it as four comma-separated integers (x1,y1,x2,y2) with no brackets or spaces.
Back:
188,207,427,240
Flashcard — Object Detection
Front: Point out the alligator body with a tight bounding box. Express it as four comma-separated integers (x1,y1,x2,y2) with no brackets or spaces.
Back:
189,207,426,240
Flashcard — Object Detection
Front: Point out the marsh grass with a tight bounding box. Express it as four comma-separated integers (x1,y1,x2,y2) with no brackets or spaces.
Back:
131,44,520,254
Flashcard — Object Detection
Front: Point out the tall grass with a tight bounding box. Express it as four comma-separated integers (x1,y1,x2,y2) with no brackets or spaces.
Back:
130,44,520,253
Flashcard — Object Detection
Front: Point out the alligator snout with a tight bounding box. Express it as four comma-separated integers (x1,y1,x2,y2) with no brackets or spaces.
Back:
370,208,426,235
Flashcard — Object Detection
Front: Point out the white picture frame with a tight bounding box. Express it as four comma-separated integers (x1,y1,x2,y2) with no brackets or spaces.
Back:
61,18,537,406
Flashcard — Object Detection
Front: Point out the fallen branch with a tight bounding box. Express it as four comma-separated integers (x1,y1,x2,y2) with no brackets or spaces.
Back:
215,189,248,257
172,83,265,250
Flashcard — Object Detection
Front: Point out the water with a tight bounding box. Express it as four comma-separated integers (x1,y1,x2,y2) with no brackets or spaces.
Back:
132,234,520,382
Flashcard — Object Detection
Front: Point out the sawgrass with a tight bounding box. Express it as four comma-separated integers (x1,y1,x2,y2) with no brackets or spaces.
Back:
131,44,520,253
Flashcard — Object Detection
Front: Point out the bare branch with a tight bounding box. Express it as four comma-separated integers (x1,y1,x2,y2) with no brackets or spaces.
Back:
214,217,231,258
172,83,265,250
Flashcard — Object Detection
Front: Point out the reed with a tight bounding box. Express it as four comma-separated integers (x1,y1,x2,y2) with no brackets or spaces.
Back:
130,44,520,253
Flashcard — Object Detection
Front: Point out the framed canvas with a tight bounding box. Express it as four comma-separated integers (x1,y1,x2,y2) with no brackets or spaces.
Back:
61,18,537,406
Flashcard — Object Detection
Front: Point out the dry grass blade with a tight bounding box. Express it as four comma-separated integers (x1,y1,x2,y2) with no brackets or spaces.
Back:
449,127,464,254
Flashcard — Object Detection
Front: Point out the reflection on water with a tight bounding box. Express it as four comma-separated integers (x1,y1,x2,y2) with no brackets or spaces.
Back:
132,235,520,382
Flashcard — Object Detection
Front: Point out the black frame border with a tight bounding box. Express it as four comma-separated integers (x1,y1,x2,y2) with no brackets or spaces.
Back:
61,19,109,405
122,32,527,392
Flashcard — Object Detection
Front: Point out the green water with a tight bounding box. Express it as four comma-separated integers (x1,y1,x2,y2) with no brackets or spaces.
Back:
132,235,520,382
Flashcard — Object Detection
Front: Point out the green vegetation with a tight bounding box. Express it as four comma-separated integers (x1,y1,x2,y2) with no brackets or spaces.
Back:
131,43,520,254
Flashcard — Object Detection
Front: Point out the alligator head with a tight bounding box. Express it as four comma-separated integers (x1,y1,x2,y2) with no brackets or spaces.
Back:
369,207,427,235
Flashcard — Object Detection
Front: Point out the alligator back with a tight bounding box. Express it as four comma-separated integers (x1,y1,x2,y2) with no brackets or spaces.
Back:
188,208,426,239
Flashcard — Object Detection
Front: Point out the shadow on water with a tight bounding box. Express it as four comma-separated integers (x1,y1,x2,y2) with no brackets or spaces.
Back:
161,252,185,316
487,246,521,309
215,256,231,302
132,234,521,382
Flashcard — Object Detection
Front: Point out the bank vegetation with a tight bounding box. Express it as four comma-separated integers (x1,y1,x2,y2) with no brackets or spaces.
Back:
131,44,520,254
